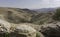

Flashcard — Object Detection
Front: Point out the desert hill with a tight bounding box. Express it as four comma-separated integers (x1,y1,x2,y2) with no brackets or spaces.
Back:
0,7,55,25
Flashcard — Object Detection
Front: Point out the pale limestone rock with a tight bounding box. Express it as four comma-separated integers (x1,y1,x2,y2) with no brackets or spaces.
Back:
0,19,11,33
14,24,36,37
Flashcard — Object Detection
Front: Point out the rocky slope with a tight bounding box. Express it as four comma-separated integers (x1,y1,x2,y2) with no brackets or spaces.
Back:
0,19,44,37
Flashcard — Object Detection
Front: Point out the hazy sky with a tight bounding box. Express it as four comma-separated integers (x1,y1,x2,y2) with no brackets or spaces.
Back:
0,0,60,9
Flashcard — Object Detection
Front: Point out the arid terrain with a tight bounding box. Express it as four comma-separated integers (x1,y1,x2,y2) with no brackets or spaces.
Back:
0,7,60,37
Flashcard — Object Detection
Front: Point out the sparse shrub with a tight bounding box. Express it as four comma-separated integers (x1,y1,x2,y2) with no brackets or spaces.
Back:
39,21,44,25
36,32,40,37
53,8,60,21
4,33,9,37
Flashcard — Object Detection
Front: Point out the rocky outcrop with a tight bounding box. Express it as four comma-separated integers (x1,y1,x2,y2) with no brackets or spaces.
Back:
0,19,11,33
0,19,43,37
40,23,60,37
14,24,36,37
